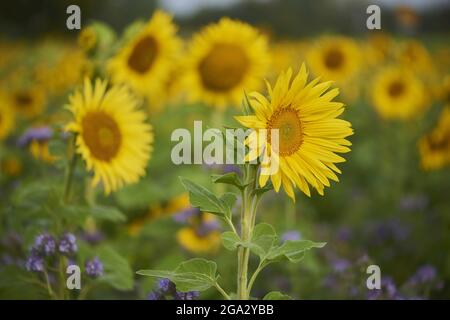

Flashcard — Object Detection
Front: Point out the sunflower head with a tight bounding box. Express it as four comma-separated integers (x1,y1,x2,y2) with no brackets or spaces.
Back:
181,18,270,108
176,213,221,254
0,96,15,140
108,10,182,109
419,106,450,170
66,78,153,194
372,66,428,120
9,86,46,119
78,26,97,52
307,36,361,83
235,65,353,200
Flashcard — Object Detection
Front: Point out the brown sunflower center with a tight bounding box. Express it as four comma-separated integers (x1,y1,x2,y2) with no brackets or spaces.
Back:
14,92,33,108
324,48,344,70
81,111,122,161
267,107,303,156
127,36,158,74
427,132,450,151
199,43,249,92
388,80,405,98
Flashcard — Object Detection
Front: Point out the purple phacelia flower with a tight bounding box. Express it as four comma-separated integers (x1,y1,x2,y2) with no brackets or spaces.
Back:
332,258,351,273
34,233,56,256
196,219,221,237
147,291,163,300
336,227,352,242
174,291,199,300
408,265,437,285
85,257,103,278
58,233,77,255
399,194,428,211
222,164,241,175
173,207,200,223
18,127,53,147
81,231,104,245
158,278,176,294
25,252,44,272
281,230,301,241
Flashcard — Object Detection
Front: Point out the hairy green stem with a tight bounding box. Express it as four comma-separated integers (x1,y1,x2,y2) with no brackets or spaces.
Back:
214,282,231,300
237,164,258,300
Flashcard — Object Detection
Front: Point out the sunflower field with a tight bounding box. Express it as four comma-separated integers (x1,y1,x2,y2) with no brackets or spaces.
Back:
0,0,449,301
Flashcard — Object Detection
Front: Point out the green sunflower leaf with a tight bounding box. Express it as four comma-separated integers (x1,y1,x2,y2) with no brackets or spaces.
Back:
263,291,292,300
179,177,229,218
221,231,242,251
249,223,278,259
137,258,219,292
211,172,246,190
267,240,326,263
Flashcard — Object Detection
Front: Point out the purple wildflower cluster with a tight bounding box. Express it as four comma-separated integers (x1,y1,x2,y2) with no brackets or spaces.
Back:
85,257,104,278
173,206,221,238
17,127,53,147
25,232,77,272
24,232,103,279
147,278,199,300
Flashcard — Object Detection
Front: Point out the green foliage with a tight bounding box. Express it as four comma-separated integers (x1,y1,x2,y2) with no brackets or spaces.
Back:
98,246,134,291
137,258,220,292
250,223,325,265
211,172,247,190
179,177,234,219
263,291,292,300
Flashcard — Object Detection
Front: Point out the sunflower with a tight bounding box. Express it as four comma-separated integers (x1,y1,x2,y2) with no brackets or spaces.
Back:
35,48,91,95
66,78,153,194
127,193,191,236
269,40,309,80
435,74,450,105
418,106,450,170
371,66,428,120
307,36,361,83
235,65,353,200
108,10,181,108
8,86,46,119
364,32,393,67
176,213,221,254
181,18,270,108
396,40,433,75
78,26,97,52
0,99,15,140
0,156,23,177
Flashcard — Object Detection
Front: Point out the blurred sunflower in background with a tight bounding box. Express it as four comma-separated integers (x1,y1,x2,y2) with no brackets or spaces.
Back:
18,127,56,164
108,10,182,110
269,40,309,80
396,40,434,75
66,78,153,194
235,65,353,200
307,36,361,83
177,212,221,254
371,66,428,120
419,107,450,170
8,86,46,119
364,32,393,67
0,100,15,140
77,26,98,52
181,18,270,108
0,156,23,177
34,48,91,95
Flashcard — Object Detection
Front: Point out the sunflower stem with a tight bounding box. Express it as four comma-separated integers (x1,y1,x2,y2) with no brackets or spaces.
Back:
237,164,258,300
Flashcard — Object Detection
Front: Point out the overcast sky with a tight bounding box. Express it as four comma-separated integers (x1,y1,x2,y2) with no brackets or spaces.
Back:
160,0,449,17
